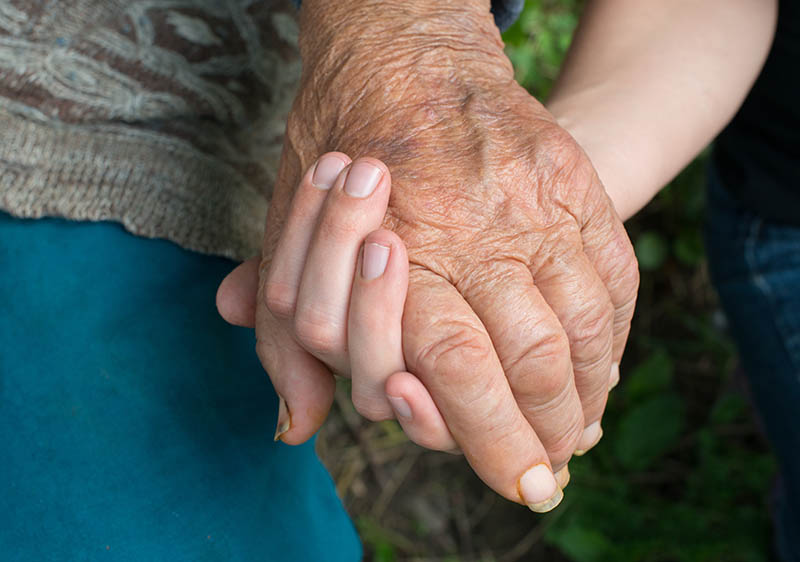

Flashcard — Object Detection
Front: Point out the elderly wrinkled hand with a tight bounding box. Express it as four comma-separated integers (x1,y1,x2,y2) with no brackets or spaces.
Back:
232,0,639,512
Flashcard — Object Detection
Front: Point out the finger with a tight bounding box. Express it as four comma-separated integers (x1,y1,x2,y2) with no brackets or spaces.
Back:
609,362,620,390
385,371,459,452
217,256,334,443
555,465,570,489
264,152,351,319
254,304,336,445
530,231,614,455
217,256,260,328
580,184,640,371
294,158,391,373
459,262,585,470
348,229,408,420
403,270,564,512
254,150,340,446
349,229,457,451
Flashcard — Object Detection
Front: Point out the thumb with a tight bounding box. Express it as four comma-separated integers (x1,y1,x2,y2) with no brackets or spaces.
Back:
216,256,260,328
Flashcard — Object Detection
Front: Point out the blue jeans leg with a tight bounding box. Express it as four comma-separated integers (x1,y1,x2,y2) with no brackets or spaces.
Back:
705,166,800,562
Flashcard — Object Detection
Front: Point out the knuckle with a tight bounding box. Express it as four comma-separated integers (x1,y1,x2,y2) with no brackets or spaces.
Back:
533,366,571,411
619,250,641,295
523,331,572,398
537,123,583,163
413,323,493,380
569,300,614,361
539,326,572,362
606,234,641,300
264,282,297,319
534,125,593,186
293,309,344,355
547,421,584,469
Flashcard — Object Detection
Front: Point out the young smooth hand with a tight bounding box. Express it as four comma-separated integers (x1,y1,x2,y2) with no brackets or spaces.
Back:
217,153,458,452
217,152,573,503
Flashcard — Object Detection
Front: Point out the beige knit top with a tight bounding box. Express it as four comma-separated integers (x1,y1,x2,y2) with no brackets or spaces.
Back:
0,0,300,260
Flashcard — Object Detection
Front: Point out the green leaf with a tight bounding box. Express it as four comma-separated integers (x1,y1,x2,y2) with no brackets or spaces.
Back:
710,393,747,425
634,231,669,271
614,394,686,471
624,349,674,401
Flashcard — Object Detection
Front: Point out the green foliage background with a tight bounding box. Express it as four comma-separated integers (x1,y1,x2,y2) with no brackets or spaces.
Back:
504,2,775,561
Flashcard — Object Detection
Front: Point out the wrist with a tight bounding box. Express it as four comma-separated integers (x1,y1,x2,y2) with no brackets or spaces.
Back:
291,0,517,158
298,0,496,52
297,0,510,91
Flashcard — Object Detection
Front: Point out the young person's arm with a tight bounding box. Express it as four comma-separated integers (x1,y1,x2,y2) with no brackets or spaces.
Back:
547,0,777,220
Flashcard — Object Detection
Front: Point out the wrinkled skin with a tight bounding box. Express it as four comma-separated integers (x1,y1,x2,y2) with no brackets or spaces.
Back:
255,2,639,506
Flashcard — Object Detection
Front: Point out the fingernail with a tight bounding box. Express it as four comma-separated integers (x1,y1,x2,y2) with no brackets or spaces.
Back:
574,421,603,456
518,464,563,513
312,155,348,190
344,160,383,198
609,362,620,390
274,395,291,441
555,466,571,489
387,395,412,420
362,242,390,280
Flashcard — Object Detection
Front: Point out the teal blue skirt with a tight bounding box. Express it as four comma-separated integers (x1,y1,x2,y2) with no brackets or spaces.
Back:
0,212,361,561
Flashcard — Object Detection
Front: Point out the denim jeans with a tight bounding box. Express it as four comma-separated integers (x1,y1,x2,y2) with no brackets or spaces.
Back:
705,166,800,562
